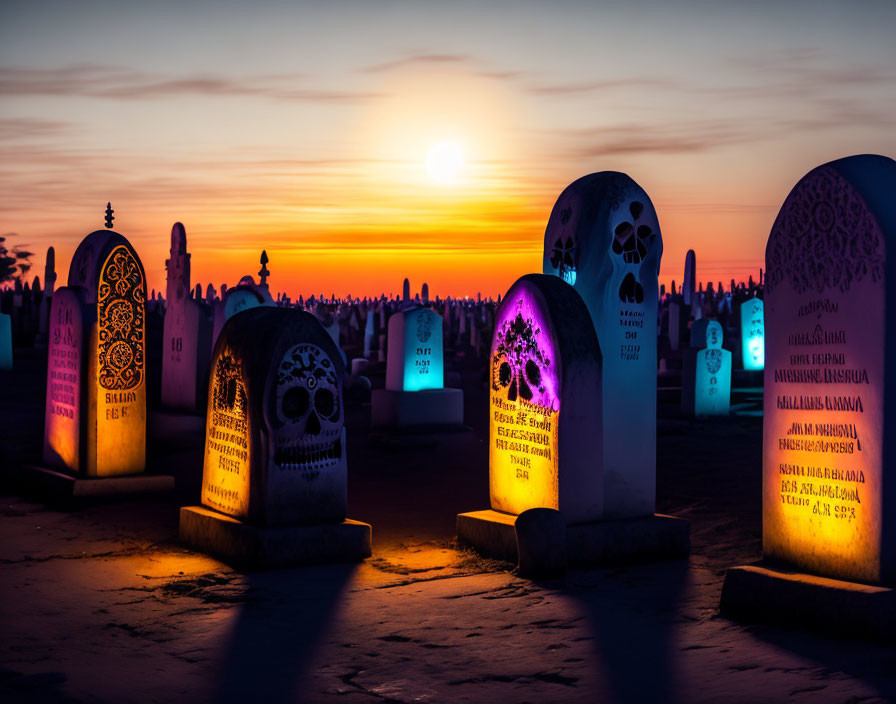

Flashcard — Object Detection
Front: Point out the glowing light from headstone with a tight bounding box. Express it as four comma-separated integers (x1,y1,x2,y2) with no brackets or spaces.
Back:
402,308,444,391
489,289,560,515
741,298,765,371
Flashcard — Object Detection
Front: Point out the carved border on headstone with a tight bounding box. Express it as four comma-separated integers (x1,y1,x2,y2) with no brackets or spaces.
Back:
97,245,145,390
766,166,885,295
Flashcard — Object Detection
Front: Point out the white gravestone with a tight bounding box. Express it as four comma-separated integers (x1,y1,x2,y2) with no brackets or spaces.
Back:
763,154,896,585
543,172,662,517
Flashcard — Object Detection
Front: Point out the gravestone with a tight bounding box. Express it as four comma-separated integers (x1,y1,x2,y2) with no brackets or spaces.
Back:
740,297,765,371
35,225,170,493
180,307,371,567
37,246,57,343
0,311,11,370
211,283,272,353
682,319,731,416
542,171,663,517
371,305,462,428
683,250,696,307
721,155,896,638
161,223,211,412
458,274,688,566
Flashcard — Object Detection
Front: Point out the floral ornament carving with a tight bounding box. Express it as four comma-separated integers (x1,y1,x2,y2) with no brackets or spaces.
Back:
97,245,145,390
766,166,884,295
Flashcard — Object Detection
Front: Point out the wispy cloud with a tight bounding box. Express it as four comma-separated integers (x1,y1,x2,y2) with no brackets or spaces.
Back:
0,118,72,140
0,65,383,102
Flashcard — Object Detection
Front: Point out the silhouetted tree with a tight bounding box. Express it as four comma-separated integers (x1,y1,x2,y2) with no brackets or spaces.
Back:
0,234,34,284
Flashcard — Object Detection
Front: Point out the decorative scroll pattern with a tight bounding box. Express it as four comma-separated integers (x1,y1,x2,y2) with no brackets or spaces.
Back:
492,311,551,402
98,245,145,390
767,166,885,295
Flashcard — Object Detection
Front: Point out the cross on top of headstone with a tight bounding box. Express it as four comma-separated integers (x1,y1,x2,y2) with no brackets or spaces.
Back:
104,203,114,229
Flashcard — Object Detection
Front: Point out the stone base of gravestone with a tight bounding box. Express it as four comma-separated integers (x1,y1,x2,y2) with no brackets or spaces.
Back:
179,506,372,570
148,410,206,450
457,510,690,567
370,388,464,430
720,563,896,642
515,508,567,577
16,465,174,500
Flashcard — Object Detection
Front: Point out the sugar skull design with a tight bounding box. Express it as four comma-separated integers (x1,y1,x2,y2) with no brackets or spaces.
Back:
548,207,577,285
611,201,657,304
491,312,550,403
273,343,343,479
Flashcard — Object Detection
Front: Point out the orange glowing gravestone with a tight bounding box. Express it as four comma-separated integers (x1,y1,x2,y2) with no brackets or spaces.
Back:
43,221,148,477
762,155,896,585
180,307,371,567
721,156,896,638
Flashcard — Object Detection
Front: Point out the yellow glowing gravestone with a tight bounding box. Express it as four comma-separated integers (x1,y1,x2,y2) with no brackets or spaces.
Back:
55,230,148,477
201,307,347,525
763,155,896,585
489,274,603,523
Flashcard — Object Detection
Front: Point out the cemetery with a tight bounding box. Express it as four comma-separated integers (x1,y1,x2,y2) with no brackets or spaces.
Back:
2,154,895,702
1,4,894,698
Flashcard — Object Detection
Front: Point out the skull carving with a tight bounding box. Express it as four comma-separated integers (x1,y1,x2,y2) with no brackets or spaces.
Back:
548,206,577,285
274,343,343,479
491,311,550,402
612,200,657,303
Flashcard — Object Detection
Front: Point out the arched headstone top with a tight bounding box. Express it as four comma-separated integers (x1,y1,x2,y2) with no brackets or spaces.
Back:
171,222,187,254
68,230,144,304
543,171,662,298
766,155,895,296
690,319,722,349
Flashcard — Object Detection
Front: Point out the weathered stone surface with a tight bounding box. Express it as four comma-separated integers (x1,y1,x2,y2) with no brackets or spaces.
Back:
179,505,371,569
720,564,896,641
515,507,567,577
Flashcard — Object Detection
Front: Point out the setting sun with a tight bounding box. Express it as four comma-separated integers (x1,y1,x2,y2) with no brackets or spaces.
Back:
426,141,464,184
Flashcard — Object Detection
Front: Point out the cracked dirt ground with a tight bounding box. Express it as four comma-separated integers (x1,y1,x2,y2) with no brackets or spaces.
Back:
2,354,895,703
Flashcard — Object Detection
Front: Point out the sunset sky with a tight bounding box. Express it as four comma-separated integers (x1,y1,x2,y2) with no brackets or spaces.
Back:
2,0,895,298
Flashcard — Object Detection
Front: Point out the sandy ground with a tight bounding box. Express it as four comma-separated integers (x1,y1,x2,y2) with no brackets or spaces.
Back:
1,349,895,703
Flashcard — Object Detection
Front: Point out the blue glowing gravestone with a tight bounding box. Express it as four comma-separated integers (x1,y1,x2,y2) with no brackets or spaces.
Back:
386,306,444,392
371,305,462,428
682,319,731,416
740,297,765,371
0,311,11,370
543,172,662,518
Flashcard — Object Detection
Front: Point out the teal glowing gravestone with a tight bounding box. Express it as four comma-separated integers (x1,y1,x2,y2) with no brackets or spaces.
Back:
371,305,462,429
0,311,11,370
682,319,731,416
740,297,765,371
386,307,444,392
542,172,663,518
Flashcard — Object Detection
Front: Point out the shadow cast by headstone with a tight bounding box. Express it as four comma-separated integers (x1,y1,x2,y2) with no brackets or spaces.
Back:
211,562,358,704
568,558,690,704
731,618,896,700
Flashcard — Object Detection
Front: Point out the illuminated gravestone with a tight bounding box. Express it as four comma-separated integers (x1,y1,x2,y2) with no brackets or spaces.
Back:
161,223,211,412
740,297,765,371
371,305,463,429
681,319,731,416
180,307,371,567
721,155,896,638
458,274,688,566
542,172,663,518
0,310,11,370
32,217,173,495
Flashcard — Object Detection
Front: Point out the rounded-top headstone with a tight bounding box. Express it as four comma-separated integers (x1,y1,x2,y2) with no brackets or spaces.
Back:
489,274,603,523
68,230,145,304
764,154,896,585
